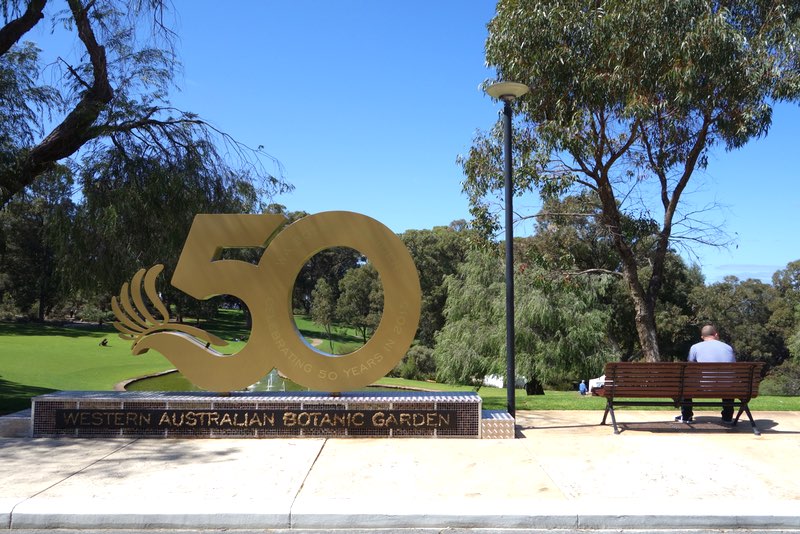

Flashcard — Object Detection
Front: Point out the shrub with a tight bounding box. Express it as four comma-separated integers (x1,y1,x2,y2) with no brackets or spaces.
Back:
392,345,437,381
760,359,800,396
75,304,116,324
0,294,18,321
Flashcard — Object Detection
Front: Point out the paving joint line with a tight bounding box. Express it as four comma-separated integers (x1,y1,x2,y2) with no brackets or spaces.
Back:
7,438,140,529
288,437,328,529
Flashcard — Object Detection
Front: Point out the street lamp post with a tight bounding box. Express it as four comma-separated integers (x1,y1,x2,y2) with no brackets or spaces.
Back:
486,81,529,418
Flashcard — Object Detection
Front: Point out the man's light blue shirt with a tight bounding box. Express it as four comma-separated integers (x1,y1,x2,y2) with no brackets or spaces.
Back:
688,339,735,362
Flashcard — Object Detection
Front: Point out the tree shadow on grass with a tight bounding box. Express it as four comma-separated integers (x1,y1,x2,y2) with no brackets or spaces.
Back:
201,310,252,341
0,376,56,415
295,327,362,346
0,320,113,339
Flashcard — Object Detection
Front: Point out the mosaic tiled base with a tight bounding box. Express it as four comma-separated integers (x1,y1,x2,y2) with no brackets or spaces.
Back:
32,391,481,439
480,410,515,439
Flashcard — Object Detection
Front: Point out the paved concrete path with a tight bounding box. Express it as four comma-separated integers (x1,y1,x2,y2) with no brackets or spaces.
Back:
1,410,799,532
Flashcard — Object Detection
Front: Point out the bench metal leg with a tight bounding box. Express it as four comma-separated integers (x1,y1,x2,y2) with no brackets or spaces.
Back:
733,403,761,436
601,400,620,434
741,403,761,436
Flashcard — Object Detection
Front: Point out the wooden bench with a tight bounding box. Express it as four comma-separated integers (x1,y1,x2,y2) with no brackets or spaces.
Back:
593,361,764,435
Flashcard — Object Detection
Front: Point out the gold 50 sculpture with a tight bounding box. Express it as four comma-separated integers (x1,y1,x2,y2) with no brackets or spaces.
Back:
112,212,421,392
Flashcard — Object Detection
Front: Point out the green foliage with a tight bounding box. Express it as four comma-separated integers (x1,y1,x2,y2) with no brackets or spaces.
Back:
73,303,116,324
690,276,787,366
391,344,437,381
488,0,800,149
400,223,473,347
336,264,383,344
433,249,505,385
0,41,59,152
0,292,15,320
0,166,75,320
771,260,800,357
760,359,800,396
310,278,337,352
649,254,706,359
464,0,800,361
293,245,361,314
1,0,291,207
434,248,616,388
788,307,800,358
0,2,292,319
520,192,704,361
67,150,261,303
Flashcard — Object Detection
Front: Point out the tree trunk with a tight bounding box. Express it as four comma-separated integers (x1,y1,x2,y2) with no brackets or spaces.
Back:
38,290,46,322
630,289,660,362
596,172,662,362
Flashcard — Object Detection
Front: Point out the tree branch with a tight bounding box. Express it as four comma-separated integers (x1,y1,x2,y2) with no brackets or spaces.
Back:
602,118,640,174
568,268,623,277
648,112,713,302
1,0,114,207
0,0,47,56
58,56,93,91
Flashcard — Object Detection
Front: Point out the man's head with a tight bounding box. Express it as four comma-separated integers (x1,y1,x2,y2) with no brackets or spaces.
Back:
700,324,719,340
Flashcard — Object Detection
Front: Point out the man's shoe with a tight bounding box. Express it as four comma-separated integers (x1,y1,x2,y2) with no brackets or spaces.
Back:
674,415,693,423
720,418,735,425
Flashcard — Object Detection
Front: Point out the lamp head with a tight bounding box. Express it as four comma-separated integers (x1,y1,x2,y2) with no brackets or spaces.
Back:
486,81,529,102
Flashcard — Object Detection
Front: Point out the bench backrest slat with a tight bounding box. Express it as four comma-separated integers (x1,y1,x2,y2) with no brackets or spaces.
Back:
601,362,763,400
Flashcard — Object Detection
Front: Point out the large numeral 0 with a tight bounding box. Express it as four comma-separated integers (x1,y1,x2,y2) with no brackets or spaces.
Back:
260,211,421,391
140,211,421,392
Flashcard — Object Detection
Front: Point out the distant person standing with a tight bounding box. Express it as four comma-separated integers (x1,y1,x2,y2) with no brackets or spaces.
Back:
675,325,736,424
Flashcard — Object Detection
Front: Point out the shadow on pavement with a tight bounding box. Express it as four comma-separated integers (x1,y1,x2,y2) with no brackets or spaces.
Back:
513,411,800,435
604,417,800,434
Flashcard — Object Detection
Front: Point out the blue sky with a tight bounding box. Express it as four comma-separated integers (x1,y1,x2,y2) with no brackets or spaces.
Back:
32,2,800,284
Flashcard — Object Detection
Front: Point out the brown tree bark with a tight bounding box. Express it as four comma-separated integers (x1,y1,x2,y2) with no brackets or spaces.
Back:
0,0,112,207
595,170,662,362
0,0,46,56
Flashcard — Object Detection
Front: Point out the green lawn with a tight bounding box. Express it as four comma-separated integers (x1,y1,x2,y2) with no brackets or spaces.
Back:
0,312,363,413
0,321,174,414
292,314,365,354
2,317,799,415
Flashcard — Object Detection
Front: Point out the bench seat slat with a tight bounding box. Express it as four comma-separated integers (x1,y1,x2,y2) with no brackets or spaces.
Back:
595,361,764,436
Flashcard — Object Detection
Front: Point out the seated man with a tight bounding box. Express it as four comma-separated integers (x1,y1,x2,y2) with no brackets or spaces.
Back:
676,324,736,424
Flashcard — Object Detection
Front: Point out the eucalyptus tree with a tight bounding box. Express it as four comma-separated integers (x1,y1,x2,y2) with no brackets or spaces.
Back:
336,264,383,344
0,0,288,207
462,0,800,361
690,276,785,366
293,246,361,315
770,259,800,353
310,278,336,352
400,223,472,347
520,192,703,360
